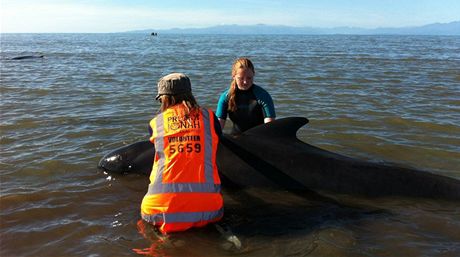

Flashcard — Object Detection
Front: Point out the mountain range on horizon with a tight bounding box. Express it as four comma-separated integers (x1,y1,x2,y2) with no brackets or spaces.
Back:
128,21,460,35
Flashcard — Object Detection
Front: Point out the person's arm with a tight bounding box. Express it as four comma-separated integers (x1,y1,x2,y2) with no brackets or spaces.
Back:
214,115,223,137
215,91,229,129
218,118,226,129
254,85,276,123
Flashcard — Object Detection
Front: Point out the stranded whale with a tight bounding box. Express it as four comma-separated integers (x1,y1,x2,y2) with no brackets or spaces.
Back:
98,117,460,201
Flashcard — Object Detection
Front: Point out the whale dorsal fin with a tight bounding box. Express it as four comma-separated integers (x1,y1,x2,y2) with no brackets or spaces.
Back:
243,117,309,139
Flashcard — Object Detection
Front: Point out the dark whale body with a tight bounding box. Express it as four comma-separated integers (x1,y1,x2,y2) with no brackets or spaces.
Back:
11,55,44,60
98,117,460,201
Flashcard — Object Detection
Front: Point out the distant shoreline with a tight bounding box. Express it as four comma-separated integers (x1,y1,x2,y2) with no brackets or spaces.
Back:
126,21,460,36
2,32,460,36
1,21,459,35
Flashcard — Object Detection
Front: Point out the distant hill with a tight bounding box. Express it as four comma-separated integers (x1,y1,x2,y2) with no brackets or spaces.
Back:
128,21,460,35
370,21,460,35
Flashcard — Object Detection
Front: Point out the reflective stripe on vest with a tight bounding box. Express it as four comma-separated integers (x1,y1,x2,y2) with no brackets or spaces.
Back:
142,208,224,224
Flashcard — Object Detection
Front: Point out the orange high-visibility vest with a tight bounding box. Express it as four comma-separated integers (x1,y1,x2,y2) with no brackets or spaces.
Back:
141,105,223,234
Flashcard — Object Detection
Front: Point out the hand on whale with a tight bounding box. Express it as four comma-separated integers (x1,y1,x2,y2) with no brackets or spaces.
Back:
98,117,460,201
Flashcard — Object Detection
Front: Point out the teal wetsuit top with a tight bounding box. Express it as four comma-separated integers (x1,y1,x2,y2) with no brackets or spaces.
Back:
216,84,276,135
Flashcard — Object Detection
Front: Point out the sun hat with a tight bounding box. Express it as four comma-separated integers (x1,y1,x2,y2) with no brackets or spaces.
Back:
156,73,192,100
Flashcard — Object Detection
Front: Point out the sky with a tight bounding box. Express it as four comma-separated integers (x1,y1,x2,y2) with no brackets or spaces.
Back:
1,0,459,33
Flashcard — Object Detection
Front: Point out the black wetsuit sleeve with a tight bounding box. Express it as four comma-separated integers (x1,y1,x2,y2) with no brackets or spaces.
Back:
213,113,222,137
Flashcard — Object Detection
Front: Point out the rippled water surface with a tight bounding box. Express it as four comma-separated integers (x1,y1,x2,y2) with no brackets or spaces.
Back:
1,34,459,256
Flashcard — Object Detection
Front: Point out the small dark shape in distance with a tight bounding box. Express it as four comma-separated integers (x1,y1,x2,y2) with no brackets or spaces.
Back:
11,55,44,60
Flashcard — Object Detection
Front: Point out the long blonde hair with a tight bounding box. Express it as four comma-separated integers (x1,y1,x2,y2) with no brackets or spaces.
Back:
158,92,200,117
227,57,255,112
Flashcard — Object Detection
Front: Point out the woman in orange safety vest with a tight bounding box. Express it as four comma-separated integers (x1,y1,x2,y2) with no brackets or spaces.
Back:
140,73,223,234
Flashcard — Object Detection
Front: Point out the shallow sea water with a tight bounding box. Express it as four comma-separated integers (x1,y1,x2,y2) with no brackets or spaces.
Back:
1,33,459,256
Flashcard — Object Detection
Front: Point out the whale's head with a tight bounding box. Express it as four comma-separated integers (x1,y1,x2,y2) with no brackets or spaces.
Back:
97,140,154,175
